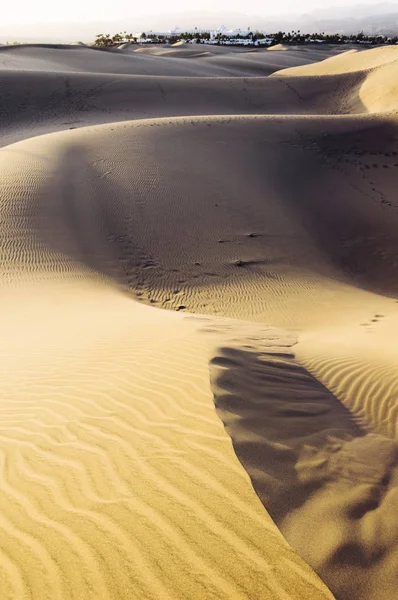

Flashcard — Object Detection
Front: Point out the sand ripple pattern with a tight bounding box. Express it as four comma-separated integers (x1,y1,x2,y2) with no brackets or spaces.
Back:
0,299,334,599
211,341,398,600
2,44,398,600
0,117,337,598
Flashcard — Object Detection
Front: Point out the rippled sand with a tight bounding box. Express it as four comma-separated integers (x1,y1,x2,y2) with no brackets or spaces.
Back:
1,42,398,600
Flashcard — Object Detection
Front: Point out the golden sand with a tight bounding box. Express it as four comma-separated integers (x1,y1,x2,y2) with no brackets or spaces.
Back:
1,42,398,599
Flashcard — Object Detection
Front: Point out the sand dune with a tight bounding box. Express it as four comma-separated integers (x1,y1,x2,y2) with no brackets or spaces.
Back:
275,45,398,76
2,284,335,600
0,67,384,150
0,44,360,149
0,70,356,148
0,43,325,75
211,345,398,600
274,45,398,113
0,120,334,599
2,43,398,600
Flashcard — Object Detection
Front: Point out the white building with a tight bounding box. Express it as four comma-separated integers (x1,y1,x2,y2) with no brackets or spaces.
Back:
134,25,274,45
209,25,252,40
135,26,209,40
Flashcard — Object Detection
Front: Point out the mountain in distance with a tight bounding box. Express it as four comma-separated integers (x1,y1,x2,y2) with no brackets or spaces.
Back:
271,3,398,36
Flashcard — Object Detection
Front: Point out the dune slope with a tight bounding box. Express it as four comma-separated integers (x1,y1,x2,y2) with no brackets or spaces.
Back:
0,69,370,148
274,45,398,114
2,44,398,600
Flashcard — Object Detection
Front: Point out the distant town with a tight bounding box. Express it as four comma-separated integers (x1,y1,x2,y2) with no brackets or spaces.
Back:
93,26,398,48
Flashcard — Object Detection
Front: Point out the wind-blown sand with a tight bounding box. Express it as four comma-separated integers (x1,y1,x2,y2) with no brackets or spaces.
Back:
1,42,398,600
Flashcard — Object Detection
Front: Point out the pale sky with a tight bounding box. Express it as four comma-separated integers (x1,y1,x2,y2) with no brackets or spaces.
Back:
3,0,396,26
2,0,398,42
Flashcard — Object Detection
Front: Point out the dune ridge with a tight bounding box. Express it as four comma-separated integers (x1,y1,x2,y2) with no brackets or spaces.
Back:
274,45,398,114
2,284,334,600
1,42,398,600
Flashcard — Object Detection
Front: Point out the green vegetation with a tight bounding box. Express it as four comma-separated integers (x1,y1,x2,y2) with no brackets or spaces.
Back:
270,30,398,45
94,32,137,47
92,30,398,48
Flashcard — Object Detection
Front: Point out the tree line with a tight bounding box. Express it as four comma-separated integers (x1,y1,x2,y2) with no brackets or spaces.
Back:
94,32,137,47
270,30,398,44
93,30,398,47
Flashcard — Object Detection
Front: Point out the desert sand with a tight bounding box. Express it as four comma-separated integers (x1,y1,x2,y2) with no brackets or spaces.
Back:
1,41,398,600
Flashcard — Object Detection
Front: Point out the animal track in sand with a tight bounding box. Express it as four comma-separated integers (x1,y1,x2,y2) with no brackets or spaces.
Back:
360,314,385,327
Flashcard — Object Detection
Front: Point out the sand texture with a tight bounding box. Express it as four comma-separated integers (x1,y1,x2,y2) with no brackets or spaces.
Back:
1,42,398,600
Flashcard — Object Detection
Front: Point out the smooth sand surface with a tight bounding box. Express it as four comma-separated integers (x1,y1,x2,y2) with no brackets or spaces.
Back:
0,43,328,75
1,43,398,600
274,45,398,113
274,45,398,76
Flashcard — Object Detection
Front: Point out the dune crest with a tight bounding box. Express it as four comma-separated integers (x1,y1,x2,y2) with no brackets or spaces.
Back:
274,45,398,113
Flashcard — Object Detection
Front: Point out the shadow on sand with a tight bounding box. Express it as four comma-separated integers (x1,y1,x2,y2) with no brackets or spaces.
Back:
210,345,398,600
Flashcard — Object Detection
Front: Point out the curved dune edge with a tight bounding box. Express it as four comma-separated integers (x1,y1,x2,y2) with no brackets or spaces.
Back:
291,320,398,600
273,46,398,113
0,281,335,600
3,114,398,325
1,44,396,153
210,342,398,600
2,41,398,599
2,112,398,599
359,61,398,113
0,114,338,598
0,70,374,150
274,45,398,77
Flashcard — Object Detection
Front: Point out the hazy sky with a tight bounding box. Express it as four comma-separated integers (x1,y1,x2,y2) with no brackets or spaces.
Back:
3,0,397,25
